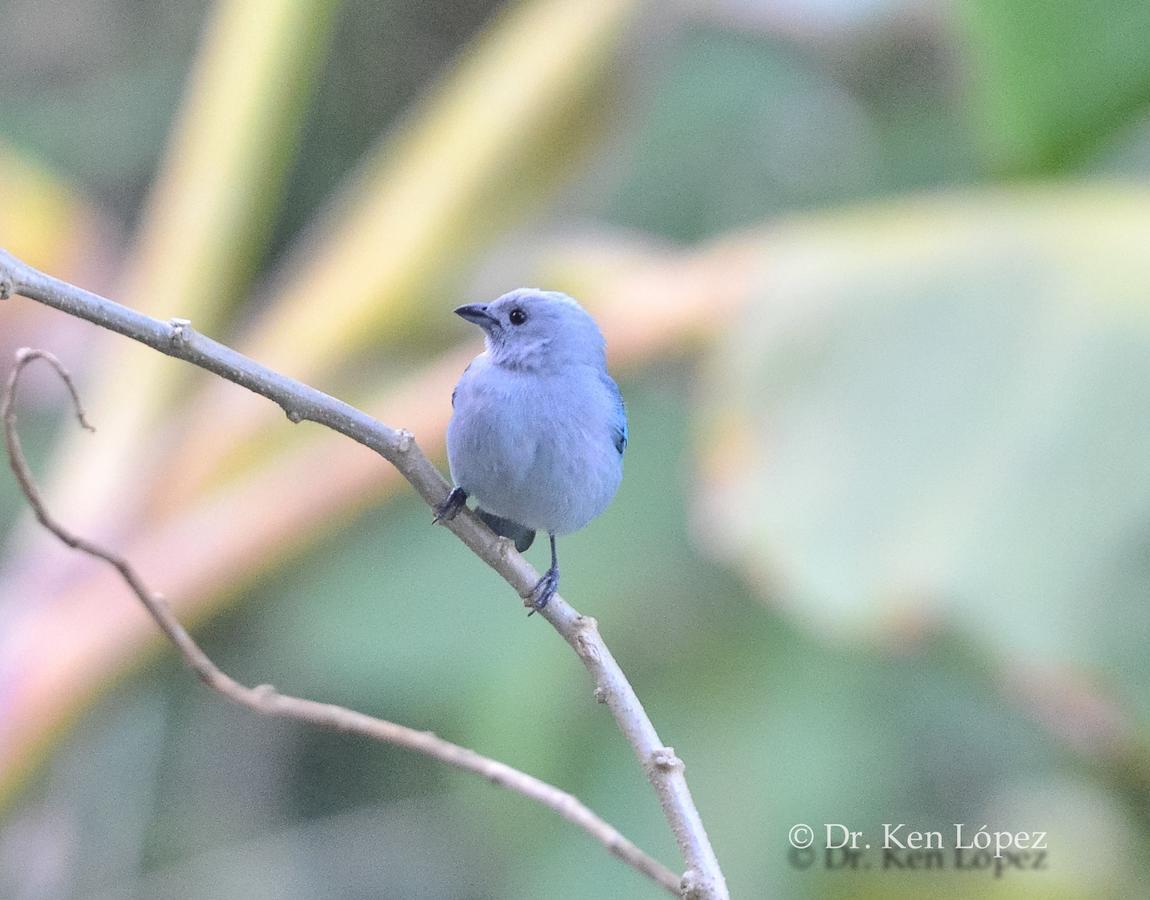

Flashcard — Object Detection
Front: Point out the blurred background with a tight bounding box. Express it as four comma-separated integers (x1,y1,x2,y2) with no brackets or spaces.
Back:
2,0,1150,897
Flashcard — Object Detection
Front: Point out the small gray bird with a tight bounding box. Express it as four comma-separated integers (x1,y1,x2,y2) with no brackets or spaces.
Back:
436,288,627,611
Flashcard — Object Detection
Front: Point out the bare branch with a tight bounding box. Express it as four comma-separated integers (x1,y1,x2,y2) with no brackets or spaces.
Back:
2,347,680,896
0,248,728,899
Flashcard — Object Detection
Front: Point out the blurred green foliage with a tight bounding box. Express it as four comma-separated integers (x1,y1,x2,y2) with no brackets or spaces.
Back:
0,2,210,218
268,0,503,256
960,0,1150,173
4,1,1150,898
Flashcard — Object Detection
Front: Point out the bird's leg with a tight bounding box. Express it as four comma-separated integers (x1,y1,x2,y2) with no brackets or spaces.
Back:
528,533,559,614
433,486,468,523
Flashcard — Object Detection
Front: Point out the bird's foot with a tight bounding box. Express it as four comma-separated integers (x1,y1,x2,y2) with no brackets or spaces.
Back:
433,487,468,524
526,567,559,616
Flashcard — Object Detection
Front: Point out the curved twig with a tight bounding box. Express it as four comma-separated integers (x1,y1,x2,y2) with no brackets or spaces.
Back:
0,248,728,899
2,347,680,896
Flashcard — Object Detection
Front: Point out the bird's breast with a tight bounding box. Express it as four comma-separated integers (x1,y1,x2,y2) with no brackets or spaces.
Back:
446,366,622,534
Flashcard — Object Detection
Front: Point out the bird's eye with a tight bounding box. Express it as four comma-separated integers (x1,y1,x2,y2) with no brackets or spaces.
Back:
509,307,528,326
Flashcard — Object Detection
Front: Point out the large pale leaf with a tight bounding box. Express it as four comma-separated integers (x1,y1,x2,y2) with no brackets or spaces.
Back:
695,186,1150,702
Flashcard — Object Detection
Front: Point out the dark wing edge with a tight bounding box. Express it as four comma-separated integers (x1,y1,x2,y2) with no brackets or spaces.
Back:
475,508,536,552
603,372,628,455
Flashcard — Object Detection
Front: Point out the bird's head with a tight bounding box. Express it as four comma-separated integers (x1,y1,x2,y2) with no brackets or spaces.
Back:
455,289,606,372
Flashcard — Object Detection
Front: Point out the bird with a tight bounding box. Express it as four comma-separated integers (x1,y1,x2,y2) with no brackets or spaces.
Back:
435,288,627,612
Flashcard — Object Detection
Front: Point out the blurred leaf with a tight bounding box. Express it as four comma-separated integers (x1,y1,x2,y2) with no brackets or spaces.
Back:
695,186,1150,709
26,0,342,564
0,4,206,215
237,0,639,370
607,27,880,242
0,144,101,272
959,0,1150,172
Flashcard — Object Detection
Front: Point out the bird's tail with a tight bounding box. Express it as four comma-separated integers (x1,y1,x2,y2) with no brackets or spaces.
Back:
475,508,535,553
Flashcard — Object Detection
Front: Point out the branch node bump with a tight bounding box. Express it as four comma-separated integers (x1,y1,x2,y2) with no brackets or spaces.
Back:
576,614,599,632
572,615,601,657
284,407,303,424
168,317,193,346
593,686,608,704
651,747,684,773
252,683,277,699
681,868,705,898
576,630,601,663
0,276,11,301
395,428,414,453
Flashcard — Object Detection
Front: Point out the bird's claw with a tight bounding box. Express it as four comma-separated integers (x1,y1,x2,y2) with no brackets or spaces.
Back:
526,568,559,616
433,487,468,524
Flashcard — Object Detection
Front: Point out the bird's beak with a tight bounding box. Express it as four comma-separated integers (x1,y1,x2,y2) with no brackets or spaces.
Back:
454,303,499,330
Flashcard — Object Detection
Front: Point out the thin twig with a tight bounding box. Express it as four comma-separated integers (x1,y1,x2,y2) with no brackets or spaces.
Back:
0,248,728,899
1,347,680,896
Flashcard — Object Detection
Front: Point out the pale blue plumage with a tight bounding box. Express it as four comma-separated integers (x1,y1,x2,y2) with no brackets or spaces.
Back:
441,288,626,610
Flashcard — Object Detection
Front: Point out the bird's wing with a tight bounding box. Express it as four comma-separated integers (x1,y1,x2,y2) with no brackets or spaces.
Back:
602,371,628,455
